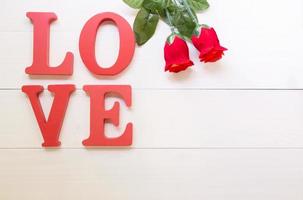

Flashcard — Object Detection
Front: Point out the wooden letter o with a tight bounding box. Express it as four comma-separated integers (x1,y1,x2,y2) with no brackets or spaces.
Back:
79,12,135,76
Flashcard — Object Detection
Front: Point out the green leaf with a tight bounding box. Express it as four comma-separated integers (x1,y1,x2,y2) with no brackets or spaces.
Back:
133,8,160,45
142,0,167,16
167,3,197,38
123,0,144,9
187,0,209,11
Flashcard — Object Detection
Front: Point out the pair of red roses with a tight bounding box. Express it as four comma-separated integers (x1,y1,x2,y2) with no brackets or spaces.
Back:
164,27,227,73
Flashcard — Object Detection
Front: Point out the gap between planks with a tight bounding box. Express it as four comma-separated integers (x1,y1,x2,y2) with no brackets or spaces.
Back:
2,88,303,91
1,147,303,150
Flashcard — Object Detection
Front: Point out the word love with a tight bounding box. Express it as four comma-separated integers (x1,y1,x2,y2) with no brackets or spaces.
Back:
22,12,135,147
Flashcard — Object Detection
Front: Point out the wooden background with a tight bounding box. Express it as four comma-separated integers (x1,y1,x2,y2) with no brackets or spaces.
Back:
0,0,303,199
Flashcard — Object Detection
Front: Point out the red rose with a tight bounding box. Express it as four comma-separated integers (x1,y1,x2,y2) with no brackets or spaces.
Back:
164,36,194,73
192,27,227,63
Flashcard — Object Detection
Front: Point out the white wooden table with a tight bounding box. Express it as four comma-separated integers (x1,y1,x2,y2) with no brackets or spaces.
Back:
0,0,303,199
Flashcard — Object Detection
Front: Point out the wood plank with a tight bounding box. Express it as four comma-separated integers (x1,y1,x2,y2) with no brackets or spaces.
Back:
0,149,302,200
1,89,303,148
0,0,302,88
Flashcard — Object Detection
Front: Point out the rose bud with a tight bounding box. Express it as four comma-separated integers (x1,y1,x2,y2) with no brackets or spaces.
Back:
164,35,194,73
192,27,227,63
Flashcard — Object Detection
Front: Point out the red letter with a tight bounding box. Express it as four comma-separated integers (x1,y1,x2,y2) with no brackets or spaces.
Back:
22,85,75,147
83,85,132,146
26,12,73,75
79,12,135,75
